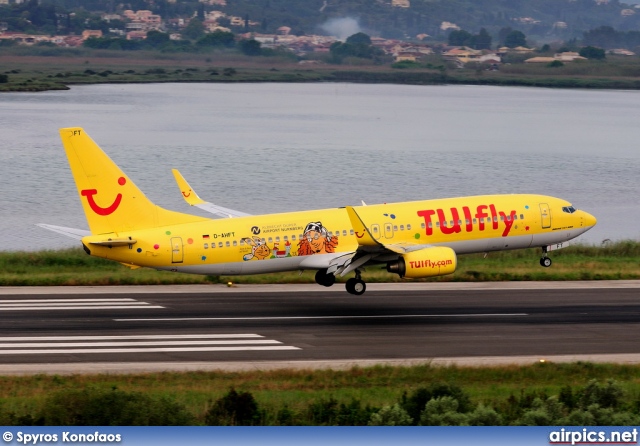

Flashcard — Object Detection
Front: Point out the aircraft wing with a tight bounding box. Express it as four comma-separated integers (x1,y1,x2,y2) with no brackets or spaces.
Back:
36,224,91,240
323,206,435,277
172,169,251,219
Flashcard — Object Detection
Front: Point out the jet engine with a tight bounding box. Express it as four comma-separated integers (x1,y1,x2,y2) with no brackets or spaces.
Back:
386,247,457,279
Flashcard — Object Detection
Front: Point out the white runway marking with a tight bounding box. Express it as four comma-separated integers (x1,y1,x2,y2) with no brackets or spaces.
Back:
0,334,300,355
0,298,164,311
115,313,529,322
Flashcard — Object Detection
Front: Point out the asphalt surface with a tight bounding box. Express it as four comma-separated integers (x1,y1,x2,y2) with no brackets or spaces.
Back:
0,281,639,374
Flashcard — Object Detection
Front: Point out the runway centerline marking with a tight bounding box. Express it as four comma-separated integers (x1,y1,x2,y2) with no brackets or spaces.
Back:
114,313,529,322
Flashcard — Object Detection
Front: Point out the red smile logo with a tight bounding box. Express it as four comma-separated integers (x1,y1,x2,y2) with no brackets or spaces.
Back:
182,190,191,198
81,177,126,216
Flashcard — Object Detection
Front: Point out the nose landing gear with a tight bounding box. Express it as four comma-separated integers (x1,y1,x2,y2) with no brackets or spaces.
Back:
540,247,552,268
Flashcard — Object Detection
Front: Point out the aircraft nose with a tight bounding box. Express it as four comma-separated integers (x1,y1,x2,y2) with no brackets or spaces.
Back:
583,211,597,228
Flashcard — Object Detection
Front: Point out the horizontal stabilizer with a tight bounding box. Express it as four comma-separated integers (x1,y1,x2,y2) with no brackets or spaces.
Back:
36,224,91,240
89,239,137,247
172,169,251,218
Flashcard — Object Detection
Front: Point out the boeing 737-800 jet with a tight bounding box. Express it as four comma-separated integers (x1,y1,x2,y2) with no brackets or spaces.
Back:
39,128,597,295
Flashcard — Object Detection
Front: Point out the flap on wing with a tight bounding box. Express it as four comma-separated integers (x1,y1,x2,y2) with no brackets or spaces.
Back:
36,224,91,240
172,169,251,218
381,243,435,254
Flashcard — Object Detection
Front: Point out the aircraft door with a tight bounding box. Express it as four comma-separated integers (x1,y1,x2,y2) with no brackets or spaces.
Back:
171,237,184,263
539,203,551,229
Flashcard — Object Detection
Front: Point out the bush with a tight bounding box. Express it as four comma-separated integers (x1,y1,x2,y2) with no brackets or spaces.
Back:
419,396,469,426
204,388,261,426
401,383,472,424
39,387,193,425
369,404,413,426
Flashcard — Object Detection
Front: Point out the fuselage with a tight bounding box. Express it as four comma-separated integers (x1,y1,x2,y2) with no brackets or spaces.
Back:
82,194,597,276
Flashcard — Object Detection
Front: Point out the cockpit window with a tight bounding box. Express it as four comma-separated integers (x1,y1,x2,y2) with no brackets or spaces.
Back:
562,206,577,214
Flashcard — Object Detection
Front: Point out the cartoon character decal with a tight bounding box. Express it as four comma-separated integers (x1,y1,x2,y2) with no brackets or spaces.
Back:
241,222,337,261
242,237,271,261
298,221,339,256
272,241,292,258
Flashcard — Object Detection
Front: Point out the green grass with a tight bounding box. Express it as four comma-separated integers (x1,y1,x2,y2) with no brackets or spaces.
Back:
1,362,640,425
6,48,640,91
0,241,638,286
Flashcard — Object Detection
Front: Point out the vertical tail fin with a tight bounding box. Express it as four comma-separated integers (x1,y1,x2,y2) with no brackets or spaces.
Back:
60,127,205,235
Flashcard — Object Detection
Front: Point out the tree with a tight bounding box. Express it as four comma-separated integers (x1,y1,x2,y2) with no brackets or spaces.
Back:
239,39,262,56
449,29,472,46
504,30,527,48
183,18,205,40
579,46,606,60
473,28,492,50
196,30,235,48
346,32,371,45
145,30,170,49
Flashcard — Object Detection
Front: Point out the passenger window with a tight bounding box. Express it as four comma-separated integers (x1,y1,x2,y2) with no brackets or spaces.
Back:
343,230,347,236
292,235,296,241
473,218,477,224
400,225,404,231
233,241,237,246
407,224,411,230
283,236,288,241
268,237,273,243
218,242,223,248
421,223,426,229
393,225,398,231
350,229,354,236
520,214,524,219
428,222,432,228
276,236,280,242
204,243,209,249
225,241,230,247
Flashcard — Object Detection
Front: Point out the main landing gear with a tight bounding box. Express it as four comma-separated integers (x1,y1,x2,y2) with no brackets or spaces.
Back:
314,268,367,295
540,247,552,268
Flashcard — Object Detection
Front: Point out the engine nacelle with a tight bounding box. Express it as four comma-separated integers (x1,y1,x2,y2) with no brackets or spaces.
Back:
386,247,457,279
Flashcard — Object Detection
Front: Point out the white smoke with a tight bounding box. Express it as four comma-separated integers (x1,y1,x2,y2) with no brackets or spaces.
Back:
320,17,362,41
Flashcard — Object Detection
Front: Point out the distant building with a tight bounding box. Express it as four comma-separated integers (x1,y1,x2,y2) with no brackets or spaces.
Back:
81,30,103,40
440,22,460,31
392,0,410,7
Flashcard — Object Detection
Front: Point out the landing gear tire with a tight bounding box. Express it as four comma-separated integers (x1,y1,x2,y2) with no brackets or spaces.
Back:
540,257,552,268
346,278,366,296
315,269,336,287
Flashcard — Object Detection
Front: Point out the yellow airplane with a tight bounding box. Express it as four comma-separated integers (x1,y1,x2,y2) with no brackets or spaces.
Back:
39,127,597,295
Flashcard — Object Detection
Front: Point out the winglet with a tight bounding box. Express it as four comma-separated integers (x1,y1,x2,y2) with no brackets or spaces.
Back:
345,206,380,247
172,169,207,206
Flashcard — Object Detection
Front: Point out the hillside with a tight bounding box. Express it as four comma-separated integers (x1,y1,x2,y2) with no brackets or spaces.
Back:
3,0,640,45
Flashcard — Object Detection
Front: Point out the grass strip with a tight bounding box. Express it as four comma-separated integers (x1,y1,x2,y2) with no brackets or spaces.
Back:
0,241,638,286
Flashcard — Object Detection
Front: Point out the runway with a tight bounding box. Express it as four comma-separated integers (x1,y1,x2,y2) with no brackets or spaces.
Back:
0,281,639,374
